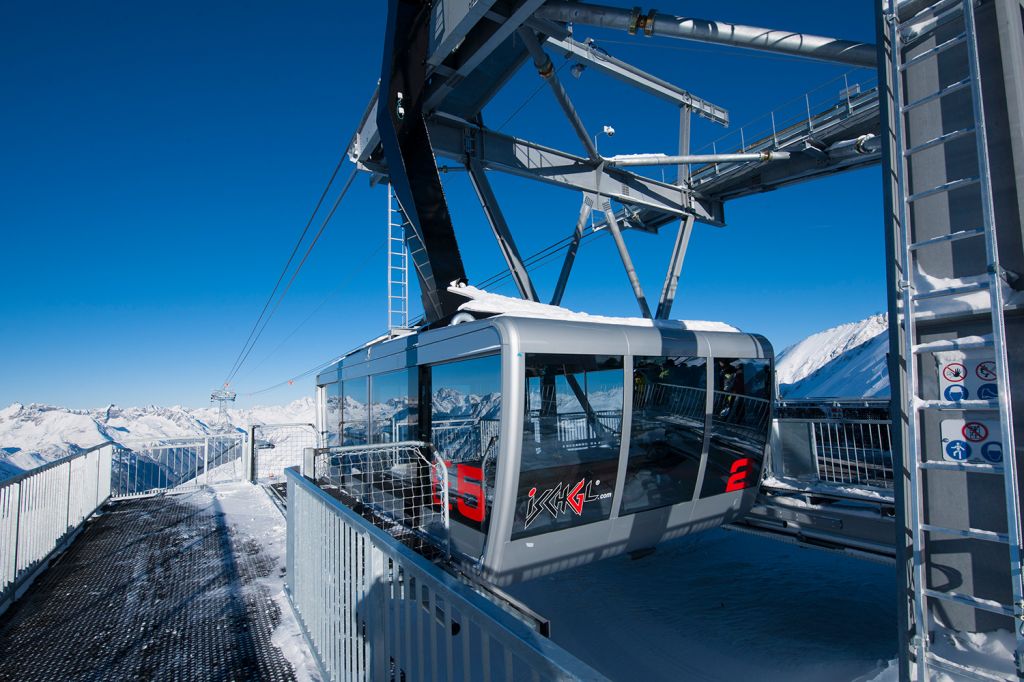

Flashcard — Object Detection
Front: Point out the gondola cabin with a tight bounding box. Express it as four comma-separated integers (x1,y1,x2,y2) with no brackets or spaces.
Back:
315,313,773,584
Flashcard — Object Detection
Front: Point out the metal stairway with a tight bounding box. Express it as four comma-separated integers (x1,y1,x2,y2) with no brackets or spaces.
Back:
888,0,1024,678
387,183,411,333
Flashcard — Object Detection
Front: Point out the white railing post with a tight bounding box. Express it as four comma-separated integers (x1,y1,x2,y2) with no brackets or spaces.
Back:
203,437,210,487
246,425,257,483
64,460,73,536
302,447,315,480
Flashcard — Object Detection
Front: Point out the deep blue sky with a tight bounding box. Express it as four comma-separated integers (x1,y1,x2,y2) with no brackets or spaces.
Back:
0,1,884,409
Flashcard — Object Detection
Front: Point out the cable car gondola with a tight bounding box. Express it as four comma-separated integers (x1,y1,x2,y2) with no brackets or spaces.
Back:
315,310,773,585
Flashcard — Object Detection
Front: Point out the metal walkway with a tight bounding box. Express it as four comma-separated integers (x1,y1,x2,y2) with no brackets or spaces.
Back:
0,493,296,682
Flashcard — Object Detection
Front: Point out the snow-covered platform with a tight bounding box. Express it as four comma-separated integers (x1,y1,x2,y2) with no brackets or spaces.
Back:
0,483,317,681
509,527,899,681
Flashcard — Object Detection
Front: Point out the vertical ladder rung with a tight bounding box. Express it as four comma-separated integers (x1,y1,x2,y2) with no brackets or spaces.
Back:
907,176,979,202
922,588,1014,617
902,77,972,112
918,460,1004,474
917,398,1000,410
925,651,1011,682
911,280,988,300
904,127,976,156
920,523,1009,543
900,0,966,44
912,335,992,353
898,0,963,32
909,227,985,250
899,33,968,71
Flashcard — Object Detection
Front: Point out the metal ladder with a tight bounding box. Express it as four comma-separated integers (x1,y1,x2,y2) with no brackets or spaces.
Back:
387,183,410,332
889,0,1023,678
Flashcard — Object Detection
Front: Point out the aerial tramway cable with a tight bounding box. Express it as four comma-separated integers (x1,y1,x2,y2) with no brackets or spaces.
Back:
223,153,350,387
223,164,358,387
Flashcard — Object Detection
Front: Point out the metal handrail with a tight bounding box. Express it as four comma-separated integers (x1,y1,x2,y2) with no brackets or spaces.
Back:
2,443,114,616
285,467,607,681
0,441,114,489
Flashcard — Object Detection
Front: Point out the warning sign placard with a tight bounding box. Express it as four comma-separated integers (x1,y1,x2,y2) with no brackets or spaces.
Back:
940,419,1002,463
937,351,999,403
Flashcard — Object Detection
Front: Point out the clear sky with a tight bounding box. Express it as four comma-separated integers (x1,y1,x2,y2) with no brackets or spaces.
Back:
0,1,885,409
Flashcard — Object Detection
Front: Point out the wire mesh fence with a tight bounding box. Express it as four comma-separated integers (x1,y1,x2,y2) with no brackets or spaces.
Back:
253,423,319,484
313,441,450,557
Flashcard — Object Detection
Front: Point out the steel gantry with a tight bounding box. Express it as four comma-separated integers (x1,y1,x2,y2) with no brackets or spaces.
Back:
351,0,881,324
346,1,1024,681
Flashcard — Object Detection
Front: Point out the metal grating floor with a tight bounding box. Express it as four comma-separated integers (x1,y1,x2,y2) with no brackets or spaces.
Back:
0,494,296,681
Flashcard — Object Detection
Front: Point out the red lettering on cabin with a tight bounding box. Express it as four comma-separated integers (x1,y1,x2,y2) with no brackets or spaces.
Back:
566,479,587,516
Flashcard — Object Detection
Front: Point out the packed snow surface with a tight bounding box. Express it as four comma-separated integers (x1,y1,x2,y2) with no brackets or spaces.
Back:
448,284,739,332
509,527,899,681
186,483,320,680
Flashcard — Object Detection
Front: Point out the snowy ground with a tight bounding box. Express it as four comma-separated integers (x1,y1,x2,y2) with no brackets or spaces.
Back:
508,527,899,682
188,482,322,681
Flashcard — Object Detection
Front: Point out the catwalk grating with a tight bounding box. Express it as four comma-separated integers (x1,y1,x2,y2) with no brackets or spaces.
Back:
0,493,296,681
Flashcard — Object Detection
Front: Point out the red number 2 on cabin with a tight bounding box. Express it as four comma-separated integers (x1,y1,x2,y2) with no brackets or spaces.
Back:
725,457,754,492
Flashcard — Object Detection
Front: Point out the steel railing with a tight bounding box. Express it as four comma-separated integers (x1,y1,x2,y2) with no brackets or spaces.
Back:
1,442,114,615
525,409,622,449
111,434,248,499
634,383,706,421
689,70,880,186
286,466,607,681
769,401,894,492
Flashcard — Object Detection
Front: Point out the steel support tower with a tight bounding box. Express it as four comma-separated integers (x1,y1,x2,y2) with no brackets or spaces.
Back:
880,0,1024,678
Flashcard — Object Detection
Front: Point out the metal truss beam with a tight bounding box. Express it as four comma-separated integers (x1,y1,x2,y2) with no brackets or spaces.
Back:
465,158,540,301
426,0,501,68
655,215,694,319
550,194,595,306
422,0,548,114
426,113,723,224
609,151,791,166
600,199,652,318
543,36,729,126
519,27,602,161
536,1,877,68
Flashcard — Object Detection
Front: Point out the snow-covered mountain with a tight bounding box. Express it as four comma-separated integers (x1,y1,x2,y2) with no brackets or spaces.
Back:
1,315,892,478
776,314,890,399
0,398,316,479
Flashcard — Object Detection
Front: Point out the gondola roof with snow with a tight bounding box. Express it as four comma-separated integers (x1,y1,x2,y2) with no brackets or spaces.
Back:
447,284,738,332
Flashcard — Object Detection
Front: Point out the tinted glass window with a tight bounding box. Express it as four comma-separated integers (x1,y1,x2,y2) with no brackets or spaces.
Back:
370,369,416,444
342,378,368,446
699,358,772,498
325,383,341,447
429,355,502,538
513,354,623,540
621,357,706,515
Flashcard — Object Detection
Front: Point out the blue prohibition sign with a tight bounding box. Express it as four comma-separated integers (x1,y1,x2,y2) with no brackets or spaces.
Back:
944,385,969,401
977,383,999,400
981,442,1003,463
945,440,972,461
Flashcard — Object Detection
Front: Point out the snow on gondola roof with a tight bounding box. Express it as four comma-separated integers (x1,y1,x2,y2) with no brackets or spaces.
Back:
448,284,740,333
